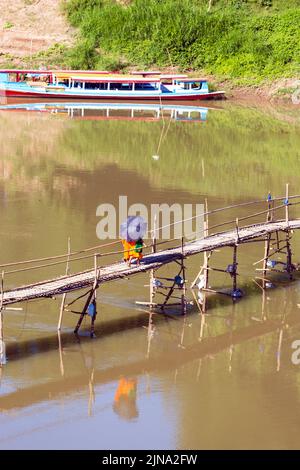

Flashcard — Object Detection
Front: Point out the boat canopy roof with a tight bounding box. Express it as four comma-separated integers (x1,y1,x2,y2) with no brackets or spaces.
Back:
175,78,207,83
0,69,52,75
53,71,109,80
0,69,109,77
131,71,162,75
66,75,161,83
160,74,187,79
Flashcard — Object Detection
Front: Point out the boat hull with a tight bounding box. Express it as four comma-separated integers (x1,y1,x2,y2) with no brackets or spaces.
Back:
0,86,225,101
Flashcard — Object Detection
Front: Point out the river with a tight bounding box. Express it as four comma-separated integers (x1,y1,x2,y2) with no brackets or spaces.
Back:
0,100,300,450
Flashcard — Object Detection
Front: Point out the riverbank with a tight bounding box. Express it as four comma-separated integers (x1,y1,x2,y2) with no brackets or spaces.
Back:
218,77,300,106
0,0,74,59
0,0,299,106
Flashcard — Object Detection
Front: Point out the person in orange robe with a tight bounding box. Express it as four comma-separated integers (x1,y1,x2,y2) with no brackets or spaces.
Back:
121,238,144,266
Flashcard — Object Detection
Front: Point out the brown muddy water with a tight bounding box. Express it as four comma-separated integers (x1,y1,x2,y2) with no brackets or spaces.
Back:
0,101,300,450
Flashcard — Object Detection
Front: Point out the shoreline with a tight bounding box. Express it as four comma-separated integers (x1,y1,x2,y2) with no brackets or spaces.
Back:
0,60,299,108
223,79,300,108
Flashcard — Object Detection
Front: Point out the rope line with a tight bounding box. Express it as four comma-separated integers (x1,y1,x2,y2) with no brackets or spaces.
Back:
1,195,300,275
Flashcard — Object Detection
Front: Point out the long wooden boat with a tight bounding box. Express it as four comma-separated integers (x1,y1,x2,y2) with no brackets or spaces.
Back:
0,70,225,101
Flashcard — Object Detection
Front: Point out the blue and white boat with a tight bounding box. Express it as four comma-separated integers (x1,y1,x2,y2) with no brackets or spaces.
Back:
0,70,225,101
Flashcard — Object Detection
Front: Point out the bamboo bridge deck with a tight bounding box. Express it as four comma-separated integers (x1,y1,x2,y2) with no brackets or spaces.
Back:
2,218,300,307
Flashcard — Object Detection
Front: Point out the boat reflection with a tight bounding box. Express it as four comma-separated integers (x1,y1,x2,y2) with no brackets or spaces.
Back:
0,101,216,122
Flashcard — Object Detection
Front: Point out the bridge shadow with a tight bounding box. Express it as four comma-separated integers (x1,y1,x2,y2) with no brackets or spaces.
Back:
3,272,299,364
4,286,237,363
1,306,299,412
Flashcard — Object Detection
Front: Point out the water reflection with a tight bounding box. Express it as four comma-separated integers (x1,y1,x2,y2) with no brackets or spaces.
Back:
1,286,299,413
0,339,6,366
113,377,138,421
0,101,211,123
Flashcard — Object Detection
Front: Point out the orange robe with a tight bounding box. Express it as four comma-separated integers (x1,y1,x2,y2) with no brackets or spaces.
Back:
121,240,142,261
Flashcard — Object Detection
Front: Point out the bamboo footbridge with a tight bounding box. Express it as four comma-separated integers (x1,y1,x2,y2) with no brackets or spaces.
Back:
0,185,300,341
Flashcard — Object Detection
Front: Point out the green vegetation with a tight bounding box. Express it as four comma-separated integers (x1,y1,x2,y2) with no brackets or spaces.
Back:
3,21,14,29
62,0,300,82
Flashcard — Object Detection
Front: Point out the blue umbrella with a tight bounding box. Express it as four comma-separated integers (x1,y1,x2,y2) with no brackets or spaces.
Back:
120,216,147,241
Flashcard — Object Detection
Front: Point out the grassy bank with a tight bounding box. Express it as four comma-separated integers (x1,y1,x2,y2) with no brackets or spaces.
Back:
62,0,300,84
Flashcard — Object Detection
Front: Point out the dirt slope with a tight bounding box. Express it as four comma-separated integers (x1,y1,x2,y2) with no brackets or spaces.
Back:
0,0,74,59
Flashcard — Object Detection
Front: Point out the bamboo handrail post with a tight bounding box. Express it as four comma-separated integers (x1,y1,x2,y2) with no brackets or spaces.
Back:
191,198,210,290
204,198,210,293
285,183,290,226
181,237,187,315
149,214,157,309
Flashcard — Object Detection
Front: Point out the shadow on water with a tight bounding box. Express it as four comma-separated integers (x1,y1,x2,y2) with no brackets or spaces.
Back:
0,309,299,412
1,276,300,412
3,278,250,364
3,273,299,364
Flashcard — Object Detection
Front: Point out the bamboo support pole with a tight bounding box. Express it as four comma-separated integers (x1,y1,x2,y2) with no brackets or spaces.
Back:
203,199,210,291
94,254,98,302
235,218,239,243
58,237,71,331
181,237,187,315
275,231,280,250
285,184,293,280
285,183,289,226
262,199,272,289
161,278,178,309
149,215,157,309
90,255,99,337
230,219,239,294
74,254,100,335
262,234,272,289
286,234,293,280
0,271,4,366
191,198,210,289
232,245,238,293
